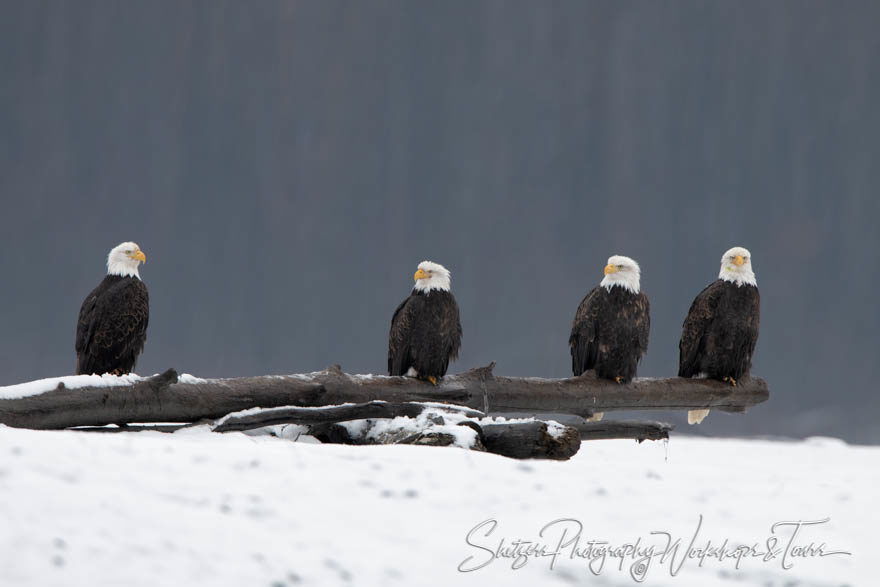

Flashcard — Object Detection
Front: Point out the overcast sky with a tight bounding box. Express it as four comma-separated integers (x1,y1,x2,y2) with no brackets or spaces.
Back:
1,1,878,443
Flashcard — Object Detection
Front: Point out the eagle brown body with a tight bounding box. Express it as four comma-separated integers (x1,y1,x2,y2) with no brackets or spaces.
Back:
679,279,760,382
388,261,462,383
388,289,461,380
75,274,149,375
569,285,650,383
75,242,149,375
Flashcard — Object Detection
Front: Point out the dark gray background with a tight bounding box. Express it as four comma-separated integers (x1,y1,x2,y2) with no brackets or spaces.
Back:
1,1,877,442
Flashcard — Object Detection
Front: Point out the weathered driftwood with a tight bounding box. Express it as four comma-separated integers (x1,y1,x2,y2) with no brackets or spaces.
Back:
74,418,674,443
0,363,768,430
573,420,673,442
0,368,326,430
479,421,581,460
308,418,581,460
212,402,598,457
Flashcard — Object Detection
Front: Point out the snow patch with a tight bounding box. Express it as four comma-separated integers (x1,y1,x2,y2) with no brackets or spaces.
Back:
339,419,370,437
342,408,478,449
544,420,567,439
351,373,379,381
177,373,208,384
241,424,313,441
0,373,144,400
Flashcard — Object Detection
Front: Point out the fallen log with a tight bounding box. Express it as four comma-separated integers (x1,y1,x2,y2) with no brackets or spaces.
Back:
69,414,672,448
479,421,581,460
0,369,324,430
573,420,673,442
308,416,581,460
0,363,769,430
41,386,664,459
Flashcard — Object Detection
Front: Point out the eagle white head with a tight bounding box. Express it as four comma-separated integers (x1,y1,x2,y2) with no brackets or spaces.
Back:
107,241,147,279
412,260,451,293
718,246,756,287
600,255,641,294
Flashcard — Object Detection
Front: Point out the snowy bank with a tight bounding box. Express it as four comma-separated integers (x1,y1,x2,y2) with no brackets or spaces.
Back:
0,426,872,587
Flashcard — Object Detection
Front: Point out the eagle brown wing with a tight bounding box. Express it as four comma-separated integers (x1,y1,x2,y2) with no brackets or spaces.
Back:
569,287,603,376
636,291,651,355
678,280,724,378
437,293,462,364
388,294,422,376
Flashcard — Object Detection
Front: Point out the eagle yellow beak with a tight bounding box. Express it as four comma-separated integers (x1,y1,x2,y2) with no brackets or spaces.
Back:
734,255,744,266
131,250,146,263
603,264,618,275
414,268,428,282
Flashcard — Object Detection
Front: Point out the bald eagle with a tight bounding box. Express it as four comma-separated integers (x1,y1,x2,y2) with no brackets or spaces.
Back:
679,246,760,424
388,261,462,384
75,242,149,375
569,255,650,384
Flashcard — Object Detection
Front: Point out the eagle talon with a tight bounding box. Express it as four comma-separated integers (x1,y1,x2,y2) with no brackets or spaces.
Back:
723,376,737,387
426,376,438,385
615,376,623,384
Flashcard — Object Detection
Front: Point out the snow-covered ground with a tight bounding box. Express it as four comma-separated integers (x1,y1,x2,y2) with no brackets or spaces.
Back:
0,425,873,586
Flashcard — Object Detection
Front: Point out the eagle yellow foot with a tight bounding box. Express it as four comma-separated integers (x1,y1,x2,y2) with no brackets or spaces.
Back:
615,376,623,384
427,376,438,385
722,376,737,387
110,369,123,376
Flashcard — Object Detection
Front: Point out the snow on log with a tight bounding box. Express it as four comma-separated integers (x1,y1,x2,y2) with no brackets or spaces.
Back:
0,369,322,430
211,401,485,433
0,363,768,430
310,407,483,450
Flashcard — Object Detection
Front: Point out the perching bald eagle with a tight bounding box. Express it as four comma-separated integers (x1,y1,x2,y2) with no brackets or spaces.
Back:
75,242,149,375
388,261,462,384
569,255,650,384
679,246,760,424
